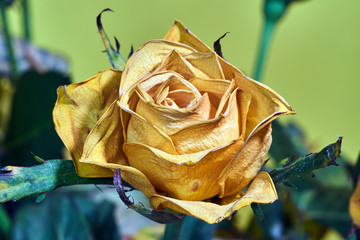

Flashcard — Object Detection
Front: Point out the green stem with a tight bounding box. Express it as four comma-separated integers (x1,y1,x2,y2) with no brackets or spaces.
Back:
253,19,275,82
0,1,18,78
22,0,30,41
163,218,185,240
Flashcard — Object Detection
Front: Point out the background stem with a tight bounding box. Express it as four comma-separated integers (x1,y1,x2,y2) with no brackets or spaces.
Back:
163,218,184,240
253,19,275,82
0,1,18,79
22,0,31,41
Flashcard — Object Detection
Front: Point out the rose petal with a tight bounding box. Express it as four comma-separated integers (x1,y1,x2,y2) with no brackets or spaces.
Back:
120,40,197,95
154,50,208,80
164,20,212,53
125,71,217,135
53,69,121,177
123,136,244,201
79,160,157,198
189,77,232,109
126,111,178,154
170,88,240,154
79,101,127,177
218,123,272,197
149,172,277,224
225,62,295,138
184,52,225,79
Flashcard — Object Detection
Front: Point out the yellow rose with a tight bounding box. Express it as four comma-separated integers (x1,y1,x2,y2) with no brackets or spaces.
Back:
53,21,294,223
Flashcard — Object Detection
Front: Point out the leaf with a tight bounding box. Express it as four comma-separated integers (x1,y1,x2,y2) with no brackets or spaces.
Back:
269,137,342,185
0,159,113,203
2,70,71,167
269,120,309,162
11,192,120,240
293,187,352,237
96,9,127,71
251,203,265,221
113,169,183,224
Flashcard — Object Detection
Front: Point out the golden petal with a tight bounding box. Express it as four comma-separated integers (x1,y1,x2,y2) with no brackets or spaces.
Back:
123,137,244,201
218,123,272,197
189,77,232,109
79,160,157,198
170,89,240,154
154,50,207,80
79,101,127,177
53,69,121,177
164,20,212,53
150,172,277,224
184,52,225,79
134,83,215,136
222,60,295,138
126,112,178,155
120,40,197,95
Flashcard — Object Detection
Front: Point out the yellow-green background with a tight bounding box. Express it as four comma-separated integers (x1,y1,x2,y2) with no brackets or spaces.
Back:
8,0,360,162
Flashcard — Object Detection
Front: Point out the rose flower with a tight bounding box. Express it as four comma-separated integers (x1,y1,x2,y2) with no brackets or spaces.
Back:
53,21,294,224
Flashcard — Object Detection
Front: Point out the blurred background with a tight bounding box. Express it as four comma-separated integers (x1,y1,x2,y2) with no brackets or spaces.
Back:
7,0,360,162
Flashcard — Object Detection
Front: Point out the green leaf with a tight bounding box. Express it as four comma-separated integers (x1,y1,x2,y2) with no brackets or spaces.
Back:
0,159,113,203
293,187,352,237
269,137,342,185
251,203,265,221
269,120,309,162
97,9,127,71
2,70,70,167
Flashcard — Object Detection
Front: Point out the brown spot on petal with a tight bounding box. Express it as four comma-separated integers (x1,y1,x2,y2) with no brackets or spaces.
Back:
191,182,199,192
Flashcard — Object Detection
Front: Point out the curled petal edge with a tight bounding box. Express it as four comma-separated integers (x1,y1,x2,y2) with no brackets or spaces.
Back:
149,172,277,224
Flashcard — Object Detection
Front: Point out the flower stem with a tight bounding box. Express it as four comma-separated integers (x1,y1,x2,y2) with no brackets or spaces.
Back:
253,19,275,82
22,0,31,41
163,218,185,240
0,1,18,79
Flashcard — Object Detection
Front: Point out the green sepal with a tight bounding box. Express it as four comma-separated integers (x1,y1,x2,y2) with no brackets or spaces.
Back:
96,9,127,71
282,181,297,190
0,159,113,203
269,137,342,185
251,203,265,222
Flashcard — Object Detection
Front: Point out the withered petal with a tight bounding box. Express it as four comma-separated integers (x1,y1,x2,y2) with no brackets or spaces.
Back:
123,139,243,201
164,20,213,53
80,101,127,176
218,123,272,197
184,52,225,79
150,172,277,224
52,69,121,177
120,40,197,95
